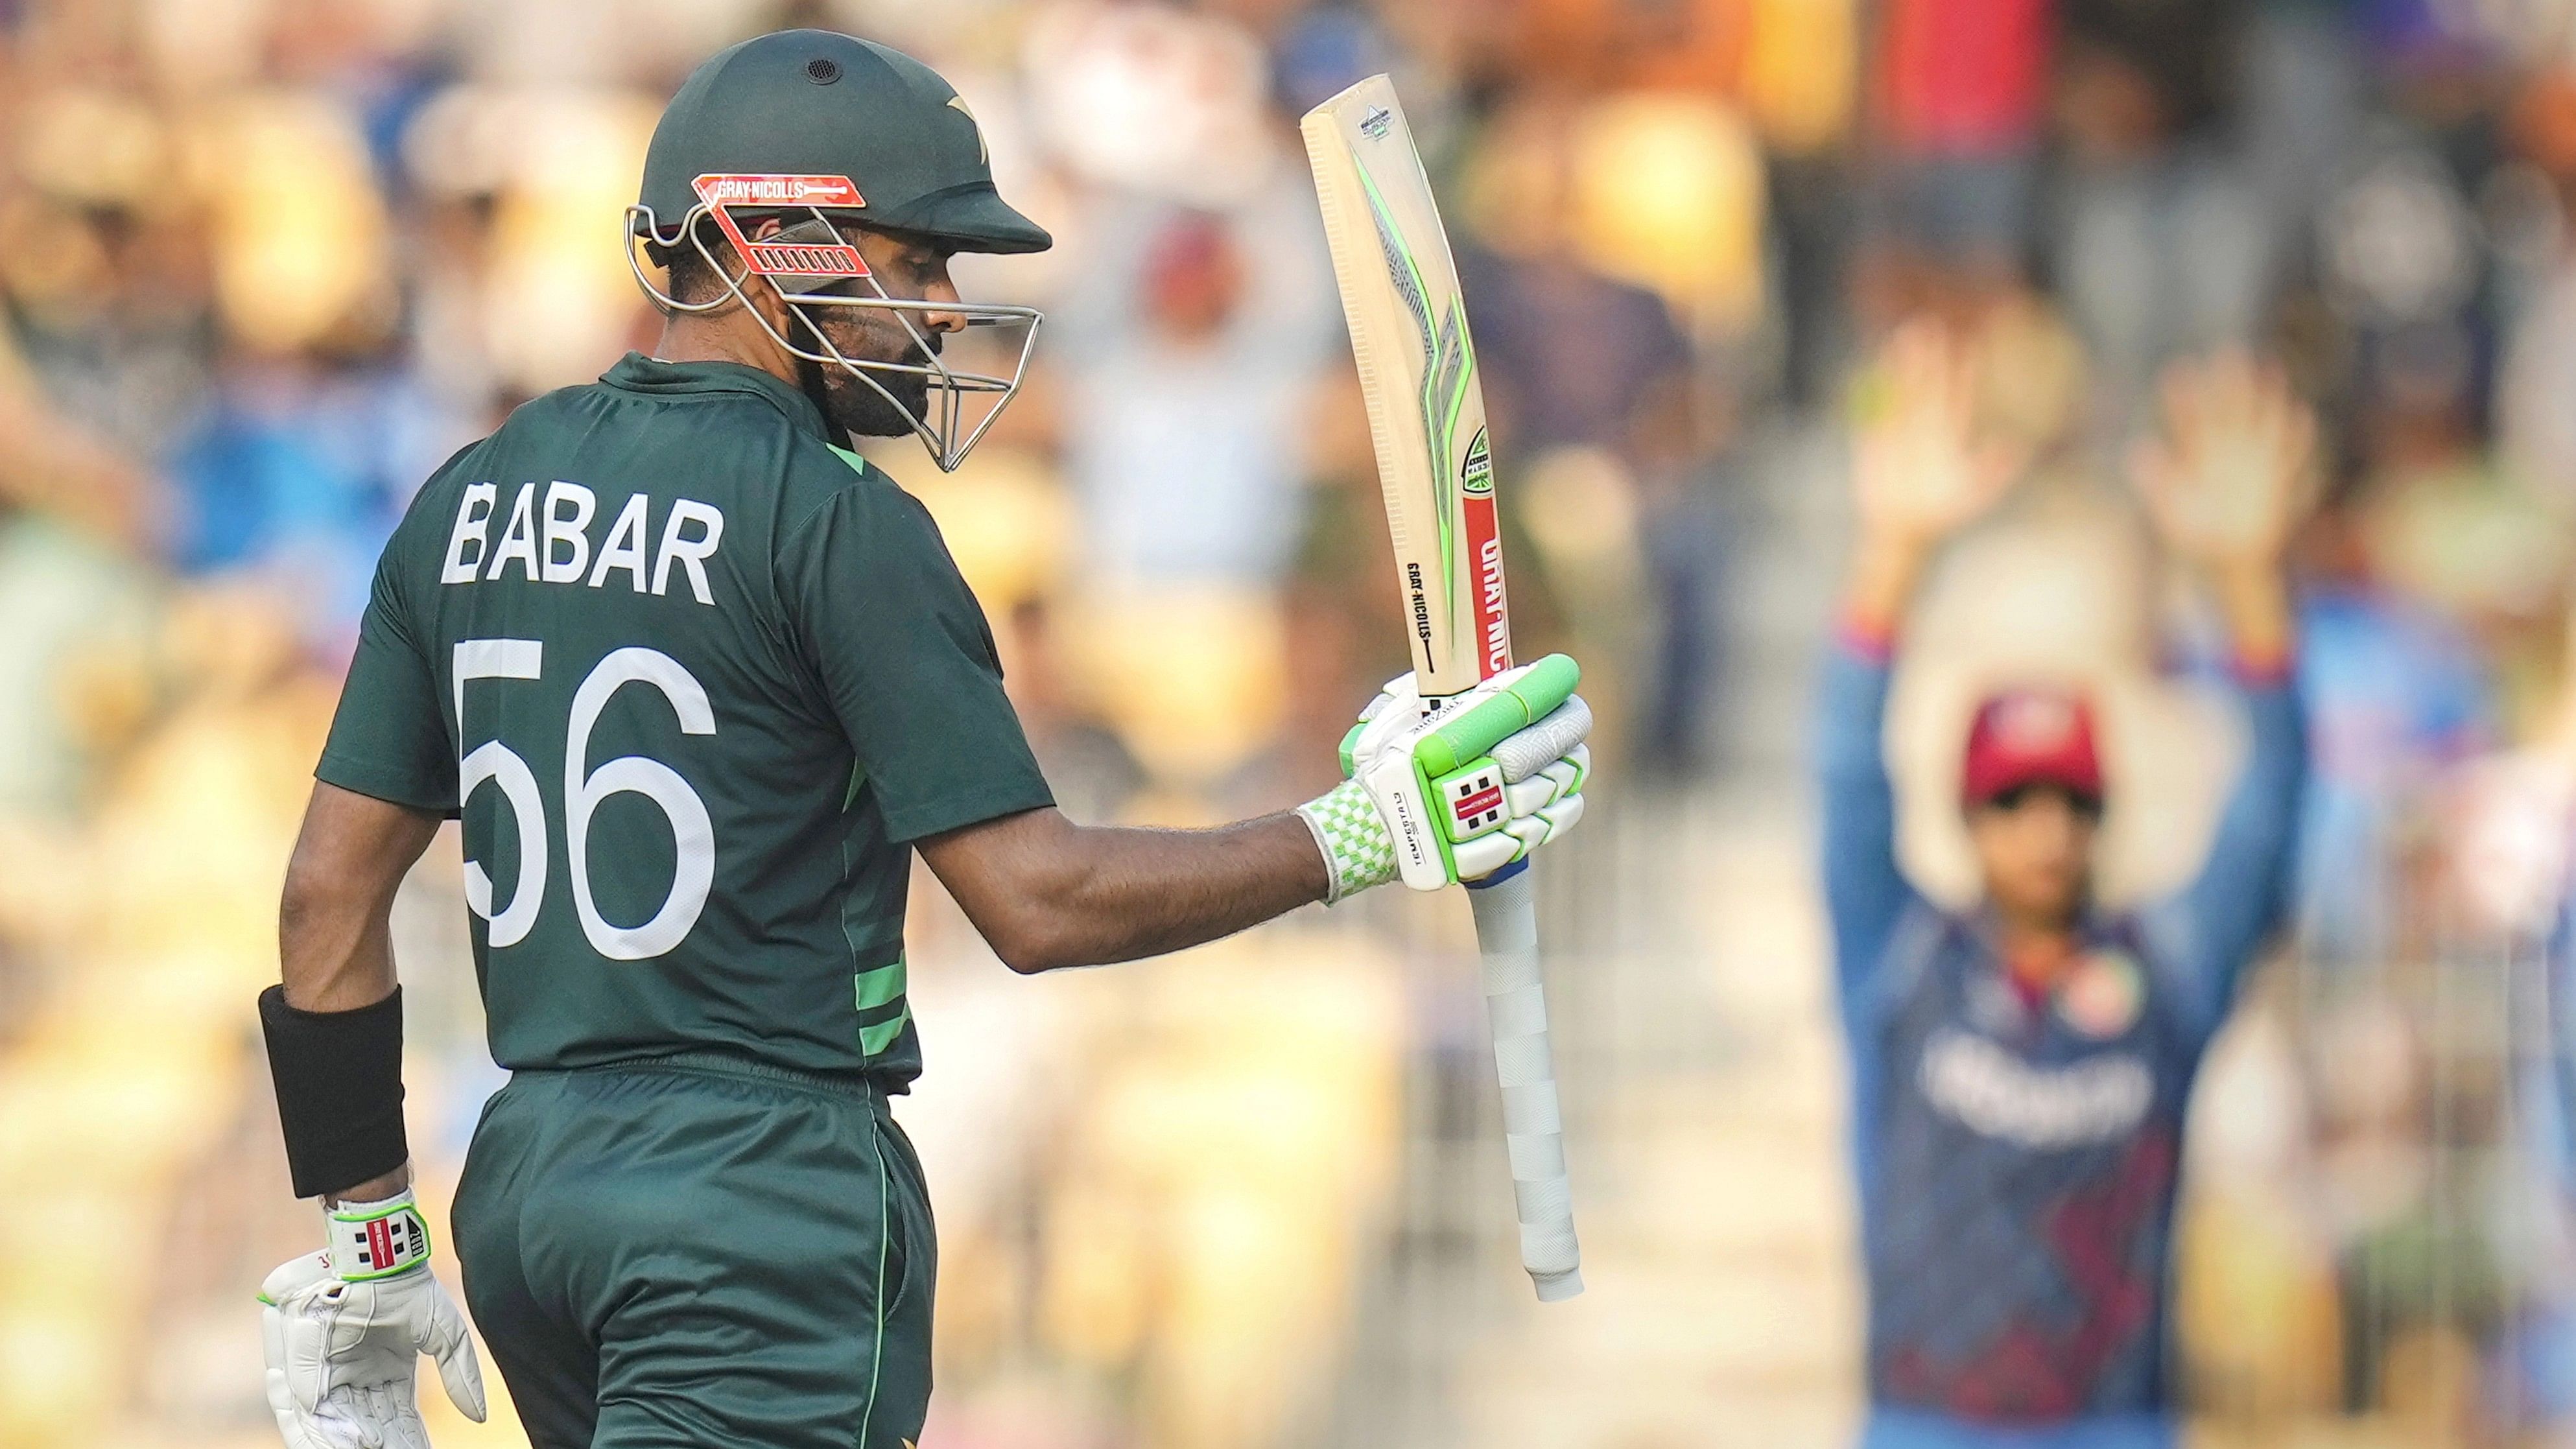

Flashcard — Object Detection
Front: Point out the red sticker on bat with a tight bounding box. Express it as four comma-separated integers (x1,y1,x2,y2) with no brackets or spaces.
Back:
1463,491,1510,681
1458,426,1509,679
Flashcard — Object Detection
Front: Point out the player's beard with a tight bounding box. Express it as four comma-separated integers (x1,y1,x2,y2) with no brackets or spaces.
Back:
790,303,938,441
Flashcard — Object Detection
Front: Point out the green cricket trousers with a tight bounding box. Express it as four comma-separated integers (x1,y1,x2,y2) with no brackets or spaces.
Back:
451,1052,935,1448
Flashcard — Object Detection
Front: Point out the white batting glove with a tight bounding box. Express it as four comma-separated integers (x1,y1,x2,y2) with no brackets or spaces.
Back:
260,1191,487,1449
1298,654,1592,901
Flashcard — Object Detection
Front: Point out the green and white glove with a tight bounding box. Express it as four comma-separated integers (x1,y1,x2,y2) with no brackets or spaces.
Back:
1297,654,1592,902
259,1190,486,1449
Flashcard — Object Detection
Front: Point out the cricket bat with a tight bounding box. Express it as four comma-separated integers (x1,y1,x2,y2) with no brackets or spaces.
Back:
1301,75,1583,1302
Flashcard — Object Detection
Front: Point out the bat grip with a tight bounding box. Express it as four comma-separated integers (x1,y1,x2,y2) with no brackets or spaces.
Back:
1465,861,1583,1301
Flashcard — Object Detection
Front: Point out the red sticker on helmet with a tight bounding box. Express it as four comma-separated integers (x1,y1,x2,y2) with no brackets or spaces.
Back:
692,174,870,279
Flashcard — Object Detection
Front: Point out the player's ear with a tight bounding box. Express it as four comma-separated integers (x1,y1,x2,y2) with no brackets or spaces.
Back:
731,216,788,296
730,217,802,333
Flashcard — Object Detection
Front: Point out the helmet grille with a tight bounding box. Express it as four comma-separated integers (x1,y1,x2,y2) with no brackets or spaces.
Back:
805,56,842,84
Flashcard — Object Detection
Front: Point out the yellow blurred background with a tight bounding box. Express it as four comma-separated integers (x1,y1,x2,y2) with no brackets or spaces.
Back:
3,0,2576,1446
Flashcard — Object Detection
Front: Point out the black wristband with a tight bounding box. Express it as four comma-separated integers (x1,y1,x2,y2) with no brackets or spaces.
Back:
259,984,408,1199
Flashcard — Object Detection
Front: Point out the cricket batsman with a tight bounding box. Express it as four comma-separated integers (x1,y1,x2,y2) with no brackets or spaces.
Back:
1822,326,2309,1448
252,30,1591,1449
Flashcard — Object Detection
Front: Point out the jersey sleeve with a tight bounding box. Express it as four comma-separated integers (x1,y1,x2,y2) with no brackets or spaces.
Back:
779,473,1054,843
315,493,460,814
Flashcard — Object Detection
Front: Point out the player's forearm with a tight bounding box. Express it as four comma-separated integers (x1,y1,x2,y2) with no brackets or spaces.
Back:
925,807,1327,972
1027,814,1327,970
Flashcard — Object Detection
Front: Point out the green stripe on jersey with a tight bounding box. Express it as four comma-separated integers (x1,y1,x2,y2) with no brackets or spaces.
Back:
857,955,911,1058
859,1006,912,1059
855,956,907,1011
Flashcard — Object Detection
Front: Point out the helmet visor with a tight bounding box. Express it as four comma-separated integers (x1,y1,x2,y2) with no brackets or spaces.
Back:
627,180,1042,473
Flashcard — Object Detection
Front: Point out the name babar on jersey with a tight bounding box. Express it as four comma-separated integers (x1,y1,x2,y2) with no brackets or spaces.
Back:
440,480,729,603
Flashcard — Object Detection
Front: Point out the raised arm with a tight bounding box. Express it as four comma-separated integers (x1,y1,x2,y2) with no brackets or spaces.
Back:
1821,321,2026,992
927,659,1597,972
2131,351,2315,1028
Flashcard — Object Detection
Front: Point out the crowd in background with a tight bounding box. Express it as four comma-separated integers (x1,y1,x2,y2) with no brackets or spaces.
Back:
8,0,2576,1444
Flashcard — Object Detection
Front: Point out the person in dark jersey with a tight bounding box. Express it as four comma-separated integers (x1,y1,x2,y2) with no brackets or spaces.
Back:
1820,325,2309,1448
249,31,1594,1449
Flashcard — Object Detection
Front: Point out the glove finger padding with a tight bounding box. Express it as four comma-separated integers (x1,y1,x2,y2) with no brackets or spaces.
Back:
418,1283,489,1422
1407,657,1583,777
1503,744,1588,816
320,1388,397,1449
339,1382,430,1449
1452,775,1587,880
1491,699,1592,783
1524,790,1585,847
298,1387,381,1449
270,1280,343,1422
265,1270,355,1449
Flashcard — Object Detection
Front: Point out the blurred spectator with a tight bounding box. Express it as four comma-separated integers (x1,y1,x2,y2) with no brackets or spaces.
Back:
2289,477,2494,967
2048,0,2268,410
1819,327,2309,1447
1861,0,2051,309
1456,97,1694,460
1628,371,1739,773
166,342,474,652
1453,92,1727,760
1755,0,1865,406
2496,69,2576,506
1054,201,1336,589
1043,191,1338,796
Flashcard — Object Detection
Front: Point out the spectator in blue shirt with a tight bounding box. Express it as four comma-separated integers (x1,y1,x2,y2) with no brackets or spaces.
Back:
1821,328,2311,1448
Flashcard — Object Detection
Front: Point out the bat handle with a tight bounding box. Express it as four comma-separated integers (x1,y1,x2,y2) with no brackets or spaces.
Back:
1465,858,1582,1301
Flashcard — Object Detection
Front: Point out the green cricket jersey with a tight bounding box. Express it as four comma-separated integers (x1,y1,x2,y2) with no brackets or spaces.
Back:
316,352,1053,1086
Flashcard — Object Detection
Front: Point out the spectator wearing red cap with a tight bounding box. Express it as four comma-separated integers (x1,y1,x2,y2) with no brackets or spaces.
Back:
1819,327,2310,1449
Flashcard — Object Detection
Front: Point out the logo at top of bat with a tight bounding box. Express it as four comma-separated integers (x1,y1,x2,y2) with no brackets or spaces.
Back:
1461,427,1493,496
1360,105,1393,139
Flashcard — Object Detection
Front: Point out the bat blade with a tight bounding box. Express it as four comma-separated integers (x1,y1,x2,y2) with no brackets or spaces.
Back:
1300,76,1511,699
1302,74,1582,1302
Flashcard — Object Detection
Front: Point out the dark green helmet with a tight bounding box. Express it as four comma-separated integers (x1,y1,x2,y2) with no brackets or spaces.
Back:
626,30,1049,472
634,29,1050,255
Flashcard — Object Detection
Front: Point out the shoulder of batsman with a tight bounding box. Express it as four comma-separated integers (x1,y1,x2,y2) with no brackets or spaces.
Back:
774,437,946,541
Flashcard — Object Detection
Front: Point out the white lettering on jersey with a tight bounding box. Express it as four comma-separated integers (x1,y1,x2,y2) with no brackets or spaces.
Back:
486,483,541,582
590,493,650,591
442,483,498,583
541,482,597,583
652,499,724,606
1917,1029,2152,1150
439,486,725,607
